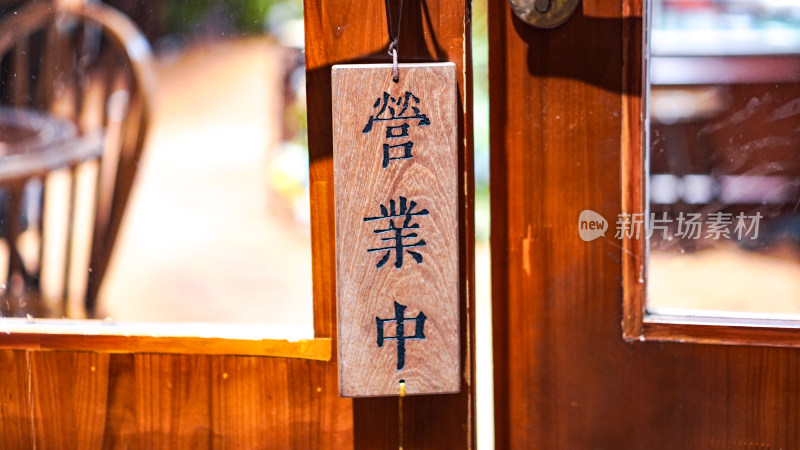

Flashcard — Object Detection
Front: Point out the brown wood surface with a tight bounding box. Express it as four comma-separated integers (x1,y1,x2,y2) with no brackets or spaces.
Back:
0,350,352,448
0,331,331,359
490,0,800,448
626,83,800,345
306,0,475,446
0,0,473,447
621,0,647,341
333,63,459,397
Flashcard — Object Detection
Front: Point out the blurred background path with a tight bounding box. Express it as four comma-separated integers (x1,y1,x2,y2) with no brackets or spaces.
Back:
100,38,314,329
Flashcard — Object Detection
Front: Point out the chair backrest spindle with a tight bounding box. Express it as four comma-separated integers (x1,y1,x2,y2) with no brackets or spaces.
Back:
0,1,154,318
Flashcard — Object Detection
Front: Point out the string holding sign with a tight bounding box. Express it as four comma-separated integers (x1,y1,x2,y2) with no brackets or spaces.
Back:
332,0,459,399
384,0,403,82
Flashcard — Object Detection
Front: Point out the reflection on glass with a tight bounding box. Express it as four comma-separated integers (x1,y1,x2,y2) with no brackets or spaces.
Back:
0,0,313,331
648,0,800,317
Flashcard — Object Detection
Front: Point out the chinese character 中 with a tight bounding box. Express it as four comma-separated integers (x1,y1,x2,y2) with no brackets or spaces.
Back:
363,196,429,269
363,92,431,168
376,301,426,370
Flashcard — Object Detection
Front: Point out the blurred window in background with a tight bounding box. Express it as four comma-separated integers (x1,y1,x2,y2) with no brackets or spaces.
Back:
87,0,312,330
648,0,800,318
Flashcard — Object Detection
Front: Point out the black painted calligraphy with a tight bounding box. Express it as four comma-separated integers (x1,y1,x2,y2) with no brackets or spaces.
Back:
362,91,431,168
363,196,429,269
376,301,426,370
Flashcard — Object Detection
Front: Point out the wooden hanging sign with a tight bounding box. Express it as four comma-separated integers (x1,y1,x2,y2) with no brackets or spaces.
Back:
332,63,459,397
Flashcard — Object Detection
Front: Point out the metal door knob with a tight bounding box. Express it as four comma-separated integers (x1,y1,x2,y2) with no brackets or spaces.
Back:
510,0,581,28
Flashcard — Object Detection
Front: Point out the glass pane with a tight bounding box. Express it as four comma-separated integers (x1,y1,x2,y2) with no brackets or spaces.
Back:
0,0,313,334
648,0,800,318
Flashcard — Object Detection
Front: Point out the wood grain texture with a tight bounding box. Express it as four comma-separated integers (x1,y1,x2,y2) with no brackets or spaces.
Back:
0,350,33,448
490,0,800,448
30,351,110,448
621,0,647,340
305,0,475,446
0,331,331,360
0,0,472,447
333,63,459,397
622,34,800,343
0,351,354,448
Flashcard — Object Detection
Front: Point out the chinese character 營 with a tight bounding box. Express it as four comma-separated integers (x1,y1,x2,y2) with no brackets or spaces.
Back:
363,196,429,269
363,92,430,168
376,301,426,370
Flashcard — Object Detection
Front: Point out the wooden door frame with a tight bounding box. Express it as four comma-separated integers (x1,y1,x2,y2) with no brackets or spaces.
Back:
490,0,800,448
618,0,800,348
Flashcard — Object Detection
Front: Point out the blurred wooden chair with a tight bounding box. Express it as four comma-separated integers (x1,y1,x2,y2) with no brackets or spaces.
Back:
0,0,155,318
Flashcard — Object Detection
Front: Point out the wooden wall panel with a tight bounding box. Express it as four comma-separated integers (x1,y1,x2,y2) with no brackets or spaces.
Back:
0,350,33,448
135,354,212,448
0,0,472,447
30,351,110,448
102,354,138,448
489,0,800,448
0,352,351,448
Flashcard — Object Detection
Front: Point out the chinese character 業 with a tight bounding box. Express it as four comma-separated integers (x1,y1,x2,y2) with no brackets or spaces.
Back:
363,196,429,269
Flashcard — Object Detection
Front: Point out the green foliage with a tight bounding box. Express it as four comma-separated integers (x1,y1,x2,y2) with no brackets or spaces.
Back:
164,0,302,36
473,0,490,242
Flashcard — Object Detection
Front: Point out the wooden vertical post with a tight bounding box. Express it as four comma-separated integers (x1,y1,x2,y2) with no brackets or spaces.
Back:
303,0,475,446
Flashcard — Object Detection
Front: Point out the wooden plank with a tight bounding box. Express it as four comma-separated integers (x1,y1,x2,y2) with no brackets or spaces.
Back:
621,0,647,340
0,331,331,360
304,0,474,444
209,355,290,448
583,0,621,18
101,354,139,448
11,351,353,447
0,350,34,448
29,351,110,448
286,359,353,448
97,354,351,448
134,354,212,448
490,0,800,448
333,63,459,397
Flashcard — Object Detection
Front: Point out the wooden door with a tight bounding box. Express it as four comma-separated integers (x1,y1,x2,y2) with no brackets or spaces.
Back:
489,0,800,448
0,0,474,447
